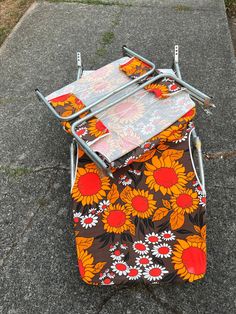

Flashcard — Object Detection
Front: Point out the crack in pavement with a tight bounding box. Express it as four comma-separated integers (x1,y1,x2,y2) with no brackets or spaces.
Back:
204,150,236,160
95,283,183,313
0,164,69,177
96,285,130,313
144,284,183,314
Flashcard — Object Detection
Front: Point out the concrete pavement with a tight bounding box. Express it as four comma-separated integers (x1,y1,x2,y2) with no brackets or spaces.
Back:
0,1,236,313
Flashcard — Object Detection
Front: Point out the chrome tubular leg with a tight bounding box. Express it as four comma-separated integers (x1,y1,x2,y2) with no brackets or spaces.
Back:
174,45,182,79
70,139,76,190
191,128,206,191
77,51,83,80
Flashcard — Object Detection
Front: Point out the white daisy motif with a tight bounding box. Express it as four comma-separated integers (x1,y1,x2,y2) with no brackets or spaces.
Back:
109,244,117,252
88,208,97,214
140,142,154,152
101,278,114,285
174,133,187,143
124,156,137,166
152,244,172,258
73,212,82,223
145,232,162,244
199,195,206,207
122,178,132,186
168,83,180,92
143,265,168,281
98,200,110,212
135,255,153,267
118,174,132,186
80,214,98,229
141,123,155,135
111,249,125,261
127,267,142,280
133,241,149,255
118,174,126,181
99,272,106,281
75,127,88,138
128,169,141,176
161,231,176,241
162,77,174,83
150,116,163,125
111,261,129,276
120,243,128,250
195,185,204,196
107,271,116,279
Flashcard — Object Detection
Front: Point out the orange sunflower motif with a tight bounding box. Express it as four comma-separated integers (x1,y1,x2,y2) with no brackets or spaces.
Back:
171,189,199,213
50,93,85,115
144,83,169,99
172,238,207,282
123,189,157,219
178,107,196,123
77,250,96,284
72,165,110,206
50,93,87,133
88,118,109,138
120,57,151,77
76,237,106,285
158,123,187,142
102,204,134,234
144,156,188,195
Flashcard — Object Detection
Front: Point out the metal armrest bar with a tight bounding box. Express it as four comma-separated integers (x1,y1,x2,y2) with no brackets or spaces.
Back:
71,72,212,177
35,89,64,120
71,46,156,117
35,47,156,122
72,72,212,128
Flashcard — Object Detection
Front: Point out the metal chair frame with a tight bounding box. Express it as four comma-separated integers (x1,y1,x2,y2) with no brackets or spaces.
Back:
36,46,209,185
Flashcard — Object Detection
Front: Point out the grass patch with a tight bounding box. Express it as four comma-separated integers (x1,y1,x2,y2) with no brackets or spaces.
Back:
174,4,192,12
101,31,114,45
0,0,130,46
0,26,8,46
95,47,107,57
0,165,32,177
0,0,34,46
225,0,236,17
48,0,130,6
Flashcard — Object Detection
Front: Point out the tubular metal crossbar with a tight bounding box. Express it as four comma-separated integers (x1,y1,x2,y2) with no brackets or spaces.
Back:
35,47,156,122
70,61,212,176
36,46,211,180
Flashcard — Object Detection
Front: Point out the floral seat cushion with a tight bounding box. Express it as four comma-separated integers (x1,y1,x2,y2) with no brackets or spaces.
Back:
72,109,207,285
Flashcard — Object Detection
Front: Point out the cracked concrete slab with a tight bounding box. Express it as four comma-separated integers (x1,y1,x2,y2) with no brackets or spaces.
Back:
0,1,236,313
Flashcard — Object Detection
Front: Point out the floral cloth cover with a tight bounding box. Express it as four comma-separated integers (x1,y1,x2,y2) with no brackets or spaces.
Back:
48,57,195,163
47,57,206,285
71,109,206,285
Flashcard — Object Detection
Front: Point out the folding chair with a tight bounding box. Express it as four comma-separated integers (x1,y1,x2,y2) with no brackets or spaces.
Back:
36,46,211,285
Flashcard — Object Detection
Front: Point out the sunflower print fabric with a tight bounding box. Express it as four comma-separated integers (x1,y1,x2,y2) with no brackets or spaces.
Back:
120,57,183,99
71,114,207,285
49,58,206,285
49,93,109,142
